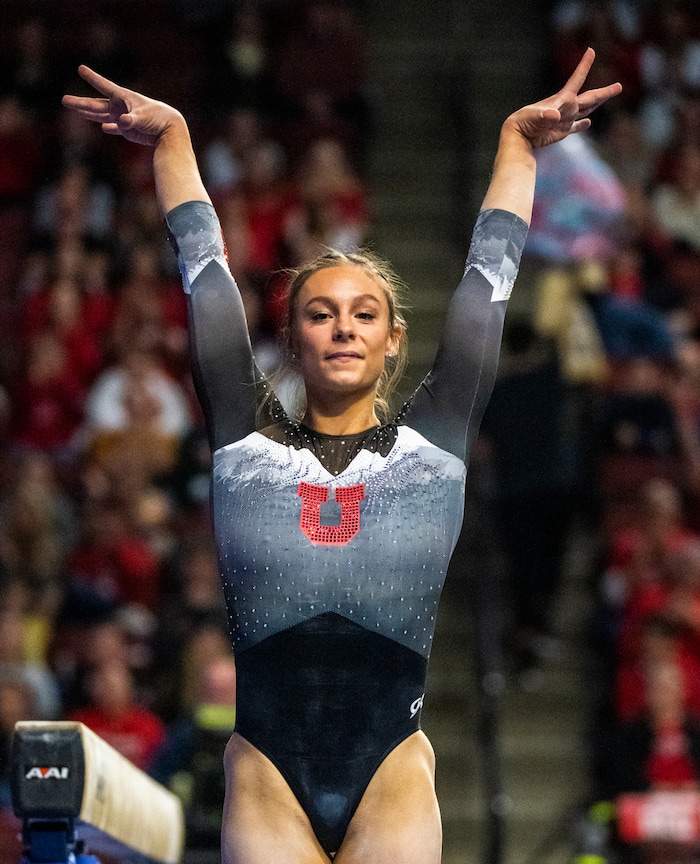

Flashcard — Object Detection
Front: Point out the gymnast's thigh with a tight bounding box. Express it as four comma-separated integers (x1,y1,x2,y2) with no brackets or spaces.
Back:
334,730,443,864
221,733,329,864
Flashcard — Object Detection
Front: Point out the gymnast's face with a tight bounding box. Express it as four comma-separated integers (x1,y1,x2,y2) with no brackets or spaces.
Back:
292,264,400,404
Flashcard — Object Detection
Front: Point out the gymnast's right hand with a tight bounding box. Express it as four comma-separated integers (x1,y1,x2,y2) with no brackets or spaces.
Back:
62,65,185,147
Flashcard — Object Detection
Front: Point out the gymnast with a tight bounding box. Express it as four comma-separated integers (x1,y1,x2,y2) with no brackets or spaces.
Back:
63,48,621,864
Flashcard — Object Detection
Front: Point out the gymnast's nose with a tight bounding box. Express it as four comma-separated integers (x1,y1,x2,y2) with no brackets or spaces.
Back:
333,315,356,340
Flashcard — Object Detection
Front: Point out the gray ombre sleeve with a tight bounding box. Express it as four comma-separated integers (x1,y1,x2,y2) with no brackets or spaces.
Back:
403,208,528,463
166,200,258,451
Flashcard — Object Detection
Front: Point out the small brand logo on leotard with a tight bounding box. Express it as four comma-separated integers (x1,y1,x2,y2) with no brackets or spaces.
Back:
297,482,365,546
410,694,425,718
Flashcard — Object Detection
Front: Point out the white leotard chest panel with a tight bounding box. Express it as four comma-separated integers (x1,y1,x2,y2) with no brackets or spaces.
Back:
212,425,466,656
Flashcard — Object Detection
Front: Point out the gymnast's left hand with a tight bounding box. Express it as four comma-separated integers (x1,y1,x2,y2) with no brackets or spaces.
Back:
503,47,622,151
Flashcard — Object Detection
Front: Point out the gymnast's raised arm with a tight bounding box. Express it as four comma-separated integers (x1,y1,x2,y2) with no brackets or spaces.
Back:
62,66,257,452
404,48,622,461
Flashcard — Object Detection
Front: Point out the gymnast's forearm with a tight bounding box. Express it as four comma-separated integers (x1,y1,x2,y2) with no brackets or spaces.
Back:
480,125,537,225
152,114,211,215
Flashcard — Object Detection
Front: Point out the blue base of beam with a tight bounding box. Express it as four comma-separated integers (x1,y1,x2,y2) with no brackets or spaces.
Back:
22,818,101,864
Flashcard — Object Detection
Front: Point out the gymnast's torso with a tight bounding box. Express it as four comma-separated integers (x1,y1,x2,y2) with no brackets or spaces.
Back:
214,421,465,655
167,198,527,855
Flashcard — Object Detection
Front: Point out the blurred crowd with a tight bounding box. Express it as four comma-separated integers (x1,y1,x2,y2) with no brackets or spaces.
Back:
0,0,370,858
5,0,700,861
541,0,700,799
483,1,700,861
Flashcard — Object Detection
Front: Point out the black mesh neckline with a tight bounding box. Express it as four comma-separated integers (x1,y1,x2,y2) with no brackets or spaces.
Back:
260,420,398,475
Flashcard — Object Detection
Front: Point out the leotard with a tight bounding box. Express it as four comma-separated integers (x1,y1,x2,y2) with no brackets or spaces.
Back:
167,200,527,856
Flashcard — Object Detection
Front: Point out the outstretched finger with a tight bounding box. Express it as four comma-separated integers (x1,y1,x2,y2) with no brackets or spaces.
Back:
77,64,121,98
570,118,592,136
562,47,596,96
61,94,111,116
577,81,623,118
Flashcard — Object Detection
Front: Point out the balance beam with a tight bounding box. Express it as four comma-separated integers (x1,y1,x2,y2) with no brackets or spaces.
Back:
11,721,185,864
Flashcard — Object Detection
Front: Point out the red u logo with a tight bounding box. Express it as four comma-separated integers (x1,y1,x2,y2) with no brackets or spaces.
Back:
297,482,365,546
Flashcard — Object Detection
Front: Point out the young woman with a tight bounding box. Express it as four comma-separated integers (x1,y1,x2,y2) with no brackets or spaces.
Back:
63,48,621,864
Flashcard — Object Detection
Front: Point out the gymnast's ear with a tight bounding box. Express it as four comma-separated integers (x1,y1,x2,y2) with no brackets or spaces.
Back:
385,323,403,358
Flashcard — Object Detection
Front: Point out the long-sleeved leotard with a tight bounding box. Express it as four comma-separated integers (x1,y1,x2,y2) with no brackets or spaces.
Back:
167,200,527,856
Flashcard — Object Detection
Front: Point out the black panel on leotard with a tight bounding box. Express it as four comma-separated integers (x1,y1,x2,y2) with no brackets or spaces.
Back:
235,612,427,854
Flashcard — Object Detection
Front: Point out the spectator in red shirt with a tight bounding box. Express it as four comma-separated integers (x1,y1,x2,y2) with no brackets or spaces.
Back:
608,648,700,796
69,658,164,772
600,478,695,659
23,275,103,385
66,498,161,614
240,139,297,280
0,94,46,204
11,330,85,453
19,238,114,385
284,137,369,266
110,240,188,377
617,538,700,666
615,614,700,723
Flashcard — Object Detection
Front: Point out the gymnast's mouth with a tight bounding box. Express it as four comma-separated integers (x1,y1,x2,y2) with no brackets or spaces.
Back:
325,352,362,360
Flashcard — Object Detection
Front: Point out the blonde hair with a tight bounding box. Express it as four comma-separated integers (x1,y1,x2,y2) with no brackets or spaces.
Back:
275,248,409,423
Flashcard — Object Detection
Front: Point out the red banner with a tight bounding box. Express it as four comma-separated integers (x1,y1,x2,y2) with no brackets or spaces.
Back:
618,792,700,843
